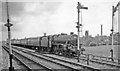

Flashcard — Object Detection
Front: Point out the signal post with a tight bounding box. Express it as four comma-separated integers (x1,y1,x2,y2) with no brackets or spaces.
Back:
110,2,120,61
4,2,14,71
76,2,88,62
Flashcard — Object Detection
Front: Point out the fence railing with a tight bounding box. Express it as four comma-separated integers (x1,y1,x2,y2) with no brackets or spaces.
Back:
81,53,120,64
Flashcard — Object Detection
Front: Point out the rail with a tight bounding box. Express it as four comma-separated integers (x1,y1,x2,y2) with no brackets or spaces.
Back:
13,46,101,71
3,45,54,71
2,46,33,71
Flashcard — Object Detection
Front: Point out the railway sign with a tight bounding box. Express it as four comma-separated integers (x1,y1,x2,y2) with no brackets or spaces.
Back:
77,2,88,10
4,23,13,27
113,1,120,13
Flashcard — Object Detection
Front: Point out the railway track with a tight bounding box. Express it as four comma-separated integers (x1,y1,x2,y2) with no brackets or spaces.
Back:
12,45,120,69
23,50,100,70
3,46,51,71
12,46,101,71
45,51,120,69
4,45,100,71
43,54,119,69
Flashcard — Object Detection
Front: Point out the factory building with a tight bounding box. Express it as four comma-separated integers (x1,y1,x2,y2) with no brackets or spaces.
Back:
101,24,103,36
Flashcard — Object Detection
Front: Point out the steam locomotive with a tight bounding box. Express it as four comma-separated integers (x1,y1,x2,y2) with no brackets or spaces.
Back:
11,33,81,56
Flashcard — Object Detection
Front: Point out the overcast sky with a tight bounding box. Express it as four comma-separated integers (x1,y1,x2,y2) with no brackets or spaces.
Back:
1,0,120,41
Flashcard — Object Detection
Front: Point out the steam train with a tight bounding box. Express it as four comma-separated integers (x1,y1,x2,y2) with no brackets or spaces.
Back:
11,33,81,56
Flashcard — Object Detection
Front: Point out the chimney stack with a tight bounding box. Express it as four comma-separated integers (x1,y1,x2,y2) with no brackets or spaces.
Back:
101,24,103,36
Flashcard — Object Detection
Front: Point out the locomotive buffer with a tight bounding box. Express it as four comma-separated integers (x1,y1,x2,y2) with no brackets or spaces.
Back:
76,2,88,62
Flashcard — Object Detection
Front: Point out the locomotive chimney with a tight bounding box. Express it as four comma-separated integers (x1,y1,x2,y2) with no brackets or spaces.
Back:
70,32,74,35
44,33,46,36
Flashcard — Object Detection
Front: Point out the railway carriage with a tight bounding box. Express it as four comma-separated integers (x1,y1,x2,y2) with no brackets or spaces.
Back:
19,38,28,48
11,39,17,44
27,37,40,50
11,39,21,46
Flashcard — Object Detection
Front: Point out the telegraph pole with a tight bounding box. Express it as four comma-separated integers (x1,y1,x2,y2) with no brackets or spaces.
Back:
4,2,14,71
76,2,88,62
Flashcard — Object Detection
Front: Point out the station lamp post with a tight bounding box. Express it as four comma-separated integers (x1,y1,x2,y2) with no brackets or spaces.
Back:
76,2,88,62
4,2,14,71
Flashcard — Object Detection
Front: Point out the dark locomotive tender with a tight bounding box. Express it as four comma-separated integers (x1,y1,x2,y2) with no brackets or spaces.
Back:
11,33,82,56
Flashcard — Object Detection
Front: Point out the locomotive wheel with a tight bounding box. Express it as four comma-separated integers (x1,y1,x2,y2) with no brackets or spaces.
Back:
55,50,58,54
63,51,67,56
59,52,62,55
58,51,60,55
